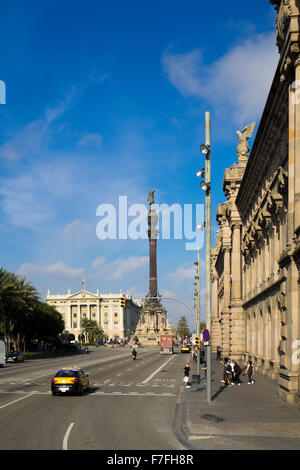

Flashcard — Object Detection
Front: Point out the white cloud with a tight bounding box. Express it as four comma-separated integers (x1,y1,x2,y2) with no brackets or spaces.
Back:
0,88,77,161
92,256,148,281
62,220,93,241
78,133,103,147
162,32,279,124
167,259,206,283
0,161,78,229
17,261,84,279
167,264,195,282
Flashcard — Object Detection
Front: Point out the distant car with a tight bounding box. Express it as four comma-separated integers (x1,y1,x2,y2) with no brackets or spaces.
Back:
6,351,24,363
181,345,191,353
51,367,89,396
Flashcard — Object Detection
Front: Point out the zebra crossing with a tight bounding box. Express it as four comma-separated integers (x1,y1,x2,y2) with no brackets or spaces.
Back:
0,377,178,397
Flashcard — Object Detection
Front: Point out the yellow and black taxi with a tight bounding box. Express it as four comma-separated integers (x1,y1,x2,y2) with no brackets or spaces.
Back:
181,344,191,353
51,367,89,396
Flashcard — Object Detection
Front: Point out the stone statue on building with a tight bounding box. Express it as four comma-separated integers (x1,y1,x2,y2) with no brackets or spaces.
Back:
236,121,256,161
147,189,155,206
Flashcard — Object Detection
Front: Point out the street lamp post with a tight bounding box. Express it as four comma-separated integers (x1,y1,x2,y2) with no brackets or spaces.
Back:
200,111,212,402
196,248,201,376
194,248,201,377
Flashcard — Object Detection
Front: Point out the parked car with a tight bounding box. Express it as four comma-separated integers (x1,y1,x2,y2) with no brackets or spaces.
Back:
6,351,24,363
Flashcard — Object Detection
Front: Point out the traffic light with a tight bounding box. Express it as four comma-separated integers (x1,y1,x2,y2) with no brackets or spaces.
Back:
194,336,200,349
121,296,126,308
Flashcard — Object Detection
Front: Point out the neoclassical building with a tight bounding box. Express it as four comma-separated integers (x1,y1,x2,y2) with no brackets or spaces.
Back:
46,289,142,342
212,0,300,403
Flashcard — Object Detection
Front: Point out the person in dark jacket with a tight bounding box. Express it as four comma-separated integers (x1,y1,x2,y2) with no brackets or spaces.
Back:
245,360,254,384
233,361,242,385
184,362,191,388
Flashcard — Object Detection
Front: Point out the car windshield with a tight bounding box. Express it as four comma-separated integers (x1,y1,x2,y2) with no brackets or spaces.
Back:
55,370,79,378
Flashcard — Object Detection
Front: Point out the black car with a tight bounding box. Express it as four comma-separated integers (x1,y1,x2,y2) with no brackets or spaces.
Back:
6,351,24,363
51,368,89,396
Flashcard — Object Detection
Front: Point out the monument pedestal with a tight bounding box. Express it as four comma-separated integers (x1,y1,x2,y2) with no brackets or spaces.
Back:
132,298,173,347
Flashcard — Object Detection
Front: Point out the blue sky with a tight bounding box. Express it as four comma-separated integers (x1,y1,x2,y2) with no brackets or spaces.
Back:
0,1,279,329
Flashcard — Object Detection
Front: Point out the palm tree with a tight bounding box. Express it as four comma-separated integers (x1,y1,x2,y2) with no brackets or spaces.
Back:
0,269,26,346
80,318,104,343
0,268,40,350
11,276,40,350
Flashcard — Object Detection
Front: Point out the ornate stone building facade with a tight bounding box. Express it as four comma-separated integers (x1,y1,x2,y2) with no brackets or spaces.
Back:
212,0,300,403
46,289,142,342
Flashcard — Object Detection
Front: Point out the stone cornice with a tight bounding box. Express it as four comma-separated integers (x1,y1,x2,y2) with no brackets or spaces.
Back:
243,275,285,309
269,1,300,54
240,166,288,258
223,162,247,199
236,72,288,222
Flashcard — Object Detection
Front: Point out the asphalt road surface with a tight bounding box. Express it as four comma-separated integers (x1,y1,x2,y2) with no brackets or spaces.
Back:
0,346,188,450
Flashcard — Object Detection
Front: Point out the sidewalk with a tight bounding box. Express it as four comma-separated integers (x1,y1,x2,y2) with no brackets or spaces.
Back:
178,354,300,450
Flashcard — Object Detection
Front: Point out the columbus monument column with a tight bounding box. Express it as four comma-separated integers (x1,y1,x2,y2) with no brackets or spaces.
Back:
130,190,174,347
148,189,158,298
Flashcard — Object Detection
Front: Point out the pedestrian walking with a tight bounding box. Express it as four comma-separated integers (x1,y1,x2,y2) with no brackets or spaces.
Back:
216,345,221,361
230,359,235,385
184,362,191,388
245,360,255,384
200,348,205,364
233,361,242,385
192,348,197,363
220,358,231,385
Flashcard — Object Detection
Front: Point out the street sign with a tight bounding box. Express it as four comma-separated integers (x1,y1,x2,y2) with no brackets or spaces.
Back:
203,329,210,341
203,341,210,346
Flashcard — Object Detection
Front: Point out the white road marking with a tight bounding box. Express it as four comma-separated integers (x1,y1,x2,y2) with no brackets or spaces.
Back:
0,389,176,397
0,392,36,410
141,355,175,384
63,422,74,451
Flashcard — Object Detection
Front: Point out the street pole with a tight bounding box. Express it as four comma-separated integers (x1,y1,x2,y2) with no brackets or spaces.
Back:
197,248,200,376
205,111,212,402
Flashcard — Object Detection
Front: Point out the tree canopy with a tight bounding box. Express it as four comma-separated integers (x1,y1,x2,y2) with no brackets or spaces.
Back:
0,268,64,351
176,316,191,339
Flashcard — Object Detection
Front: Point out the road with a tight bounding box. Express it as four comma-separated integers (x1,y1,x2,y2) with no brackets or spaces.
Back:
0,346,188,450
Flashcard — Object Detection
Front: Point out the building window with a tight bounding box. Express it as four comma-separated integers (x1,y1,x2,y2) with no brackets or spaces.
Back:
73,322,77,329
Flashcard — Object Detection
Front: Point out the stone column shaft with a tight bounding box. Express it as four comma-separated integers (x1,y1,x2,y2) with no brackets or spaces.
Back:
294,61,300,233
231,224,242,301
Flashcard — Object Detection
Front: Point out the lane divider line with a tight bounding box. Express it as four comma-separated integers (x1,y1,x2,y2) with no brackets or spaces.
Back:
63,422,74,451
141,355,175,384
0,392,36,410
